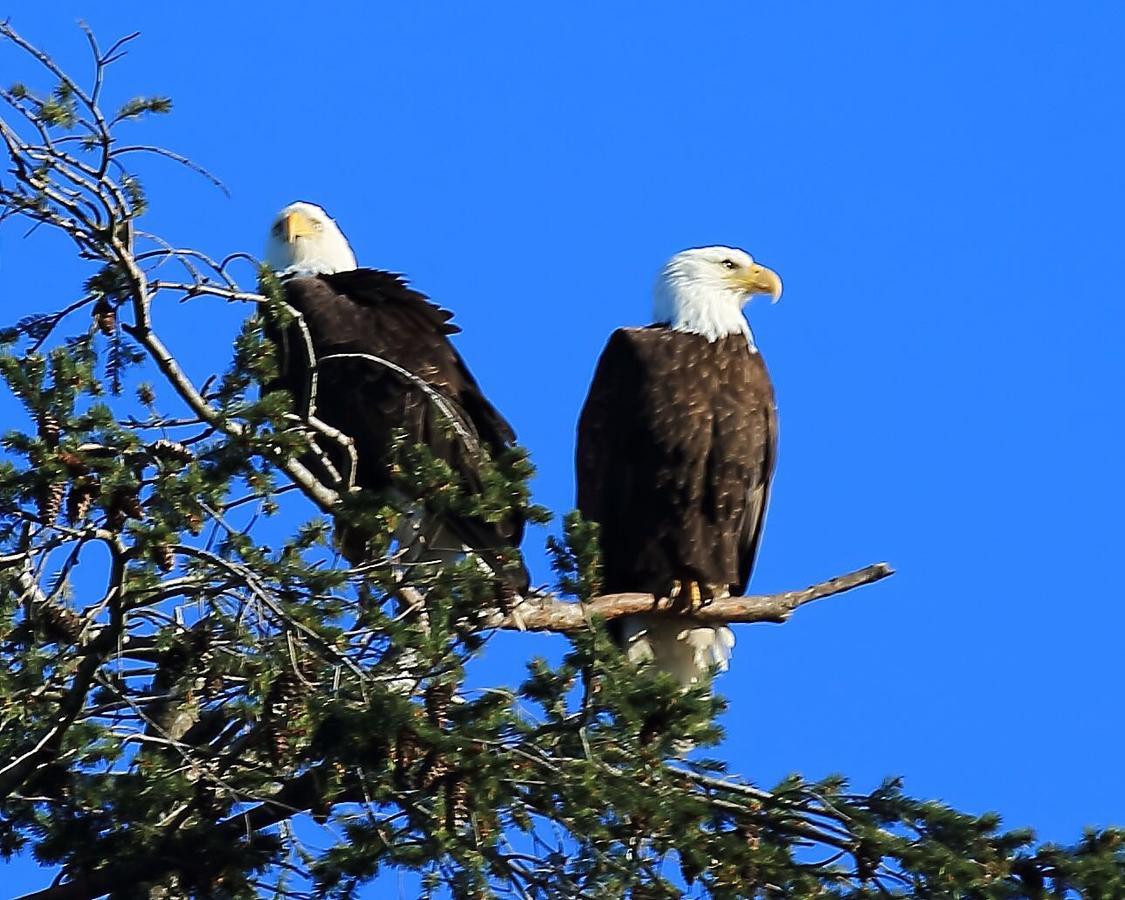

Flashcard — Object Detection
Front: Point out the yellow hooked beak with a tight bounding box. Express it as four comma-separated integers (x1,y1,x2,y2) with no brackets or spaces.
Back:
734,263,783,303
282,210,318,242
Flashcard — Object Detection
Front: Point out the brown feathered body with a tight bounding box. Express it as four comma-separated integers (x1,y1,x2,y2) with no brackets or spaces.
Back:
268,269,527,588
576,326,777,683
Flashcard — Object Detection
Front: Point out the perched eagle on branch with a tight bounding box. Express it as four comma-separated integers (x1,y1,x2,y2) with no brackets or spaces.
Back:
263,201,528,590
577,247,781,685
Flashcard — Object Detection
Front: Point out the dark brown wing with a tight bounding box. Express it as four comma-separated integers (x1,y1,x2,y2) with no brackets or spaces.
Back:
268,269,526,578
576,328,680,596
576,329,644,527
576,328,776,597
319,269,517,458
733,352,778,594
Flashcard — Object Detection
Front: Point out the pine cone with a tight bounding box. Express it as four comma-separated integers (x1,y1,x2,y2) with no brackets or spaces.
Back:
422,754,449,792
120,492,145,519
39,604,83,644
37,412,61,446
65,480,99,524
736,824,761,851
56,450,90,474
446,774,471,833
265,670,305,764
106,488,145,529
395,727,423,778
203,669,225,698
37,481,65,523
149,438,193,464
93,298,116,336
425,681,454,727
186,509,204,535
151,542,175,572
475,805,498,842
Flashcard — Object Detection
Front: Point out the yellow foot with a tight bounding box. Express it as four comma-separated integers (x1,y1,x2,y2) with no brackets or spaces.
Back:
669,579,710,614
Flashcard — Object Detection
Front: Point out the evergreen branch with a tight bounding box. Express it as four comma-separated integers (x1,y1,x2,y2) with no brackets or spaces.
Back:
117,318,342,512
3,24,1122,900
0,541,127,799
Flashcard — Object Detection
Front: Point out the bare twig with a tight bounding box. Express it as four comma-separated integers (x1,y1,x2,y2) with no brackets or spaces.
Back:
111,145,229,195
317,352,483,459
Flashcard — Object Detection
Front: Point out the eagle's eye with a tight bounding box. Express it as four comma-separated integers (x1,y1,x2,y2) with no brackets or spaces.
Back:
720,258,739,270
271,222,283,236
313,221,324,232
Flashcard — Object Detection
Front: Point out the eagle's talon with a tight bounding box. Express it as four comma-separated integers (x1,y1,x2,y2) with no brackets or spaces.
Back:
687,580,714,614
666,579,711,614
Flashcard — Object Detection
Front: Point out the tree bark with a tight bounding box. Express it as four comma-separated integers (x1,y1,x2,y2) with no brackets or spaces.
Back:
493,563,893,632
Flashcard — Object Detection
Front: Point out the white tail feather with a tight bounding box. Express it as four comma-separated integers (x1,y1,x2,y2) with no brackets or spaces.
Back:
618,615,735,687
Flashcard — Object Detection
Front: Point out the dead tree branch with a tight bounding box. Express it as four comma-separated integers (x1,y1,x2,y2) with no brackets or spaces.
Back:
490,563,893,632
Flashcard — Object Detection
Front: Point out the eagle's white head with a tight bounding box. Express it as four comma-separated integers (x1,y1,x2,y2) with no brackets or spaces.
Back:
264,201,358,276
653,246,782,344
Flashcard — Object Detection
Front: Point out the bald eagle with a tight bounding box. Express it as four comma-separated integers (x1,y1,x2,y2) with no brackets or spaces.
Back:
576,247,781,685
264,201,528,590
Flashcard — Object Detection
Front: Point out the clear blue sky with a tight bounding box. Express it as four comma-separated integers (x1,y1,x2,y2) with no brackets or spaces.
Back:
3,2,1124,893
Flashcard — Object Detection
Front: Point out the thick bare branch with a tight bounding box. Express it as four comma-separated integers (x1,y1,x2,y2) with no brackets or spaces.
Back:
489,563,894,632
